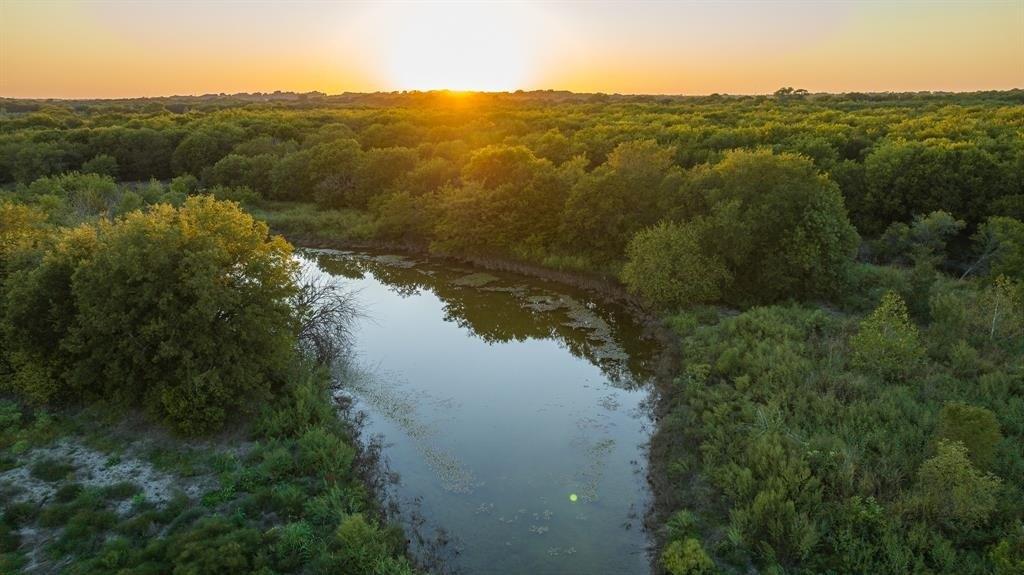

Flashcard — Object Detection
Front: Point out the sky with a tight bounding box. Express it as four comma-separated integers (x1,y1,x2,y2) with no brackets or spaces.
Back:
1,0,1022,98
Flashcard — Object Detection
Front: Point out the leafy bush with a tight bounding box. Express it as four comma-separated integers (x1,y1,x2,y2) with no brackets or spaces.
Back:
3,197,301,433
621,220,729,308
970,216,1024,280
873,210,965,265
914,440,1002,532
850,291,924,380
684,149,861,304
0,200,49,276
991,522,1024,575
163,516,266,573
325,513,409,574
81,155,118,178
297,425,356,481
30,458,75,482
935,402,1003,469
71,197,298,432
622,150,859,308
271,521,319,570
662,538,715,575
2,225,98,404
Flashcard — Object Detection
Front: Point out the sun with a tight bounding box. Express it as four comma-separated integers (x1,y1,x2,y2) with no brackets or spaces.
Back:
377,3,538,92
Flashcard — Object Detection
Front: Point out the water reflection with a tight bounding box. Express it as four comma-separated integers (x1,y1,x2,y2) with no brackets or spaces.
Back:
306,248,655,387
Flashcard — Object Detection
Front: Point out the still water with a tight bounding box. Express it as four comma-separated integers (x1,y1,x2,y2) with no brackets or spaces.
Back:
300,249,657,574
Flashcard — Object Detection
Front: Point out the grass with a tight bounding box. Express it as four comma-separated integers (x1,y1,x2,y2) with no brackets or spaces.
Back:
248,201,377,243
29,458,75,482
0,358,417,574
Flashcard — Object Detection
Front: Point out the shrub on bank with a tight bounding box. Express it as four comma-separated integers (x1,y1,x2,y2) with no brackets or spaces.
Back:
1,196,299,433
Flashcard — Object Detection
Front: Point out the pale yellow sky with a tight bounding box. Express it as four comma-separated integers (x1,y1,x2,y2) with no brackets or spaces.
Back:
1,1,1022,98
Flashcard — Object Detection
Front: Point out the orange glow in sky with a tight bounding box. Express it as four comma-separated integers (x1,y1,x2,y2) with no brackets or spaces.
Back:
1,1,1022,98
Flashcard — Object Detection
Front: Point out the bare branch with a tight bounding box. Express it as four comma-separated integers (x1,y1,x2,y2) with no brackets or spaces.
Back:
291,269,363,365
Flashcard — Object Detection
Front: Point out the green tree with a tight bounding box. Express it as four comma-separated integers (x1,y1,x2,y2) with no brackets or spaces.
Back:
969,216,1024,280
662,538,715,575
2,225,99,403
862,140,1007,233
26,172,123,223
171,124,245,176
561,140,680,261
991,522,1024,575
850,291,924,380
352,146,419,208
0,201,49,276
6,197,300,433
688,149,860,304
621,220,730,309
874,211,965,266
914,440,1002,532
202,153,277,197
307,140,362,208
75,197,297,432
434,145,567,257
403,156,459,196
81,154,119,178
935,402,1003,469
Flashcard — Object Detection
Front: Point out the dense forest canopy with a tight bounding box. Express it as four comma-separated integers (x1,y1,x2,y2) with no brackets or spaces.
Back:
2,91,1021,268
2,90,1023,574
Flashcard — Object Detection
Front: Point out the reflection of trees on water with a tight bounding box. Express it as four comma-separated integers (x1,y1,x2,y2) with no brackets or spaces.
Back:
306,250,655,387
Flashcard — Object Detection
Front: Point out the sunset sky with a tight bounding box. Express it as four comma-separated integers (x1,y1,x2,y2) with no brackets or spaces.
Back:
1,0,1022,98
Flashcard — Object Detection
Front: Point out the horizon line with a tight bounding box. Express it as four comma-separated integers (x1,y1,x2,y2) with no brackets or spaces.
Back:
4,86,1024,103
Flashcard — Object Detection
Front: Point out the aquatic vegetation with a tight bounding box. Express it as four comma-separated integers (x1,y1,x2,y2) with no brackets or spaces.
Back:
452,272,500,287
340,362,480,494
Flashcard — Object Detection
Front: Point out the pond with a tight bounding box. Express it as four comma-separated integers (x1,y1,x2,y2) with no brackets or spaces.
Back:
299,249,659,574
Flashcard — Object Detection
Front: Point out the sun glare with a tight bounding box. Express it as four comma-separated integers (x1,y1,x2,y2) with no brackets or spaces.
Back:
377,3,538,92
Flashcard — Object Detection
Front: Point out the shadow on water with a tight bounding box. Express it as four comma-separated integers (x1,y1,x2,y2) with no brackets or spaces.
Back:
300,248,658,575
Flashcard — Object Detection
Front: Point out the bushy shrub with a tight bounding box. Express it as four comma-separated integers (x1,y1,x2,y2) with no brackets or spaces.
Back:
850,291,924,380
991,522,1024,575
914,440,1002,532
370,190,436,243
25,172,123,222
207,185,260,204
254,361,335,438
621,220,730,309
6,197,299,432
2,225,98,404
935,402,1003,469
971,216,1024,280
304,484,365,527
163,516,266,573
297,425,356,482
873,210,965,265
30,458,75,482
621,150,859,308
662,538,715,575
326,514,406,574
81,155,118,178
270,483,307,518
257,445,295,480
271,521,319,570
686,149,860,304
0,200,49,276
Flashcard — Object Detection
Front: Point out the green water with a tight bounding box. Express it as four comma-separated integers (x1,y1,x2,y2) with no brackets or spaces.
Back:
300,249,658,574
